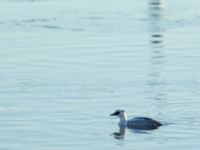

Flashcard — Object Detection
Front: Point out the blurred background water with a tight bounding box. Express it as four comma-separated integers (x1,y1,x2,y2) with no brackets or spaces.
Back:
0,0,200,149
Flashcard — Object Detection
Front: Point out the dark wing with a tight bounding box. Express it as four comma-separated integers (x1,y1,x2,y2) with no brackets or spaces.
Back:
127,117,162,130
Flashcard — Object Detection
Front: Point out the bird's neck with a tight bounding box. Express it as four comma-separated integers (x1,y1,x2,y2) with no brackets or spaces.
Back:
118,113,128,127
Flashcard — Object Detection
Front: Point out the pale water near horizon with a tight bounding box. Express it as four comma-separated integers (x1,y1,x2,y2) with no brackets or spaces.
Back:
0,0,200,149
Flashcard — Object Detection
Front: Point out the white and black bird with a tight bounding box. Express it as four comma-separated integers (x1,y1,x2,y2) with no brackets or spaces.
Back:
110,109,162,130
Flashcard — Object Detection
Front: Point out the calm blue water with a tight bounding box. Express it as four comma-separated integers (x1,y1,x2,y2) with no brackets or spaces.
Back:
0,0,200,149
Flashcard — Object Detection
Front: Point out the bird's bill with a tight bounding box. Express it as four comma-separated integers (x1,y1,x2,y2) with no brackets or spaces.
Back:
110,111,120,116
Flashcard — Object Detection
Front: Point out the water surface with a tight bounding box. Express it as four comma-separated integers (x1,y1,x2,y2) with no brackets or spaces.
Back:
0,0,200,149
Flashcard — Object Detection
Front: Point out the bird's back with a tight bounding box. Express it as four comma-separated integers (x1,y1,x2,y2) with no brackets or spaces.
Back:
127,117,162,130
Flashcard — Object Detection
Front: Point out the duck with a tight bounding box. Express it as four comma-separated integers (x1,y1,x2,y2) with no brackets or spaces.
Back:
110,109,162,130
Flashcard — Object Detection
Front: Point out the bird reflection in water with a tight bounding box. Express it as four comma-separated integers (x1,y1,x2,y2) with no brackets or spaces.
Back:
112,127,126,139
112,127,152,139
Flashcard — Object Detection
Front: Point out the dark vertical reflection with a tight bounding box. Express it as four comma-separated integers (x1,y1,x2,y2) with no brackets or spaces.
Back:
147,0,166,102
149,0,164,48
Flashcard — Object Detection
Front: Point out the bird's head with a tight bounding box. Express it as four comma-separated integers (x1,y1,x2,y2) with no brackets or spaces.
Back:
110,109,126,118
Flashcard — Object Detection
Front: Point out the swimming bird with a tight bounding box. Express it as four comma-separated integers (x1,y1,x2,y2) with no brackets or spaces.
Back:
110,109,162,130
